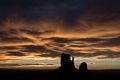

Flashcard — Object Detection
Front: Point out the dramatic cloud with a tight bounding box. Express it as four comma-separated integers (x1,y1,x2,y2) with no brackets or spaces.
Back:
7,52,25,56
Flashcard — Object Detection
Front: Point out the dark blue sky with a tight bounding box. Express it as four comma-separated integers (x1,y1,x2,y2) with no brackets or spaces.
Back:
0,0,119,24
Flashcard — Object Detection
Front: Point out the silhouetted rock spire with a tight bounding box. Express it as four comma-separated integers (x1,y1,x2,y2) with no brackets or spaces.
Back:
79,62,88,72
60,53,75,70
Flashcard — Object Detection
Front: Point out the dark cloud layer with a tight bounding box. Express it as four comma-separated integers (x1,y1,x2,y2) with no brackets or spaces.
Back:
7,52,25,56
92,36,120,47
1,36,120,58
38,48,120,59
0,0,119,24
0,46,18,50
45,36,120,46
0,31,120,58
0,37,31,43
22,45,48,53
0,0,85,23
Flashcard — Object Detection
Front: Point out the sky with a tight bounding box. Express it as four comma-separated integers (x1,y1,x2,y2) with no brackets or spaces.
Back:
0,0,120,70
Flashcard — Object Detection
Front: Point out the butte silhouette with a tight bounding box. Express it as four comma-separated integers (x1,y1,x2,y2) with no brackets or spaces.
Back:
57,53,88,73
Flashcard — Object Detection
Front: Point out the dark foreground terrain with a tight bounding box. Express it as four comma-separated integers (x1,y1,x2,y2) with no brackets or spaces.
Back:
0,68,120,80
